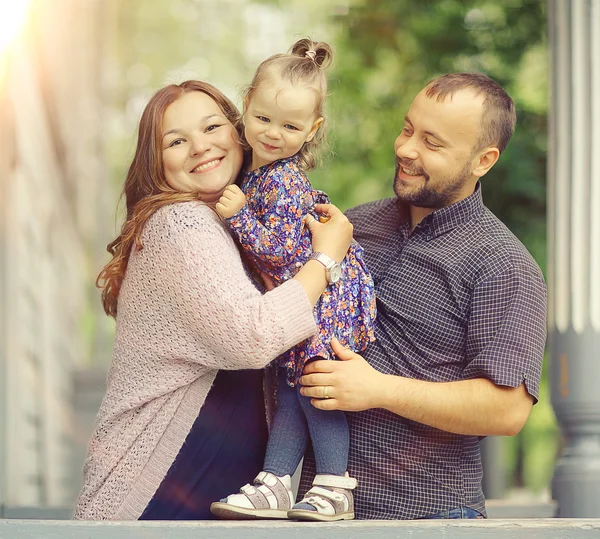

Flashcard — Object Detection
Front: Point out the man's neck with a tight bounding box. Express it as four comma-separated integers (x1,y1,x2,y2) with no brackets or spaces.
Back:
409,205,435,232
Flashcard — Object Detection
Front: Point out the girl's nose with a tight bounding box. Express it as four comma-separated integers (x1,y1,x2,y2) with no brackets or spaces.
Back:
266,126,281,140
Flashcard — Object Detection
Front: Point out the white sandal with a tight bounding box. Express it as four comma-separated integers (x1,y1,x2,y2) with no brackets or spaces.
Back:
287,473,357,522
210,471,293,520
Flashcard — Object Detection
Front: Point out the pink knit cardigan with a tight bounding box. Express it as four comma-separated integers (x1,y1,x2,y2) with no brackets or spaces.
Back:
73,202,316,520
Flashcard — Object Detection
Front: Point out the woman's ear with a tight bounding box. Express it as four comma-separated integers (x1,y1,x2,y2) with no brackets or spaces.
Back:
306,117,324,142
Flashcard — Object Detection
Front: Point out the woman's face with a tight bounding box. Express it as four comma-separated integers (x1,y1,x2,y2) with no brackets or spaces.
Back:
161,91,243,204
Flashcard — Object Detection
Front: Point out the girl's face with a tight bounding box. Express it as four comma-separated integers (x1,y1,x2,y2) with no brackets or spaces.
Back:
162,91,243,204
243,76,323,170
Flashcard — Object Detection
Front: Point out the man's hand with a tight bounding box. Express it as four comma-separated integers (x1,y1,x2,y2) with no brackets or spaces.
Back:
299,338,385,411
300,338,534,436
216,185,246,219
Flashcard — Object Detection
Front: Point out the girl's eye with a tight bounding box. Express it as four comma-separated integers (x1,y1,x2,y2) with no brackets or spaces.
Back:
257,116,269,123
168,139,185,148
284,124,298,131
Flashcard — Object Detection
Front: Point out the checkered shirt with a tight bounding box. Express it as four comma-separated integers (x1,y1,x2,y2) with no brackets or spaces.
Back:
299,184,547,519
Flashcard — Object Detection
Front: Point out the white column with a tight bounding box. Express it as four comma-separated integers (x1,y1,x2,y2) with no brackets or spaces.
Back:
548,0,600,518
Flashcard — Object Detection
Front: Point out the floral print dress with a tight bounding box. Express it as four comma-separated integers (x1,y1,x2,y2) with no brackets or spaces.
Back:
225,155,376,386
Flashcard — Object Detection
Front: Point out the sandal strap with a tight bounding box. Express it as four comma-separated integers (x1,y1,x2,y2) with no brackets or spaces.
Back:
239,483,270,509
302,486,350,514
312,473,357,489
253,471,292,510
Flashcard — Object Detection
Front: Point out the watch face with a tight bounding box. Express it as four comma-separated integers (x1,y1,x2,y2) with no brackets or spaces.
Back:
329,263,342,283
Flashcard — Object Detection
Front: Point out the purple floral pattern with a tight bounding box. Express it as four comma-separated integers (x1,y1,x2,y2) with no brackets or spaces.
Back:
226,156,376,386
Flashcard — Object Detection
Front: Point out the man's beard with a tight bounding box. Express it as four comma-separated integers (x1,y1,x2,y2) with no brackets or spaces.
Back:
393,159,472,209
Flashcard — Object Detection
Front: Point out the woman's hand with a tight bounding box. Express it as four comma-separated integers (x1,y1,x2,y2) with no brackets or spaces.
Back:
305,204,353,262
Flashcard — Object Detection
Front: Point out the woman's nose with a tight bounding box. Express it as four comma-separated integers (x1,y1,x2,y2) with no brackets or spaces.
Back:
190,135,209,156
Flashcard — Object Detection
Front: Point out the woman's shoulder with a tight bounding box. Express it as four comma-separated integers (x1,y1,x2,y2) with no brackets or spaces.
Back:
150,201,222,230
141,201,226,246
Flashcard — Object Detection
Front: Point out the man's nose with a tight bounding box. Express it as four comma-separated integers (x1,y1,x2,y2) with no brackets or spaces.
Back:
396,135,418,161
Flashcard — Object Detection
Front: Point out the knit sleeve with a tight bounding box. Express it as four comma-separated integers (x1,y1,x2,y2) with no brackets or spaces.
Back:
160,204,317,370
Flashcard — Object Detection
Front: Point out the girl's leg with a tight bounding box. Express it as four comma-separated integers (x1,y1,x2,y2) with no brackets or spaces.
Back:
290,383,356,521
263,369,309,477
297,385,349,476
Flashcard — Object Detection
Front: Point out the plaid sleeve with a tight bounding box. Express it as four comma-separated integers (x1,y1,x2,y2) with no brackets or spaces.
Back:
462,262,547,401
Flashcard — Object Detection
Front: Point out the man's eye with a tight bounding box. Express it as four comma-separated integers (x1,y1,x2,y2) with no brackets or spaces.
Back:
426,140,441,149
402,127,413,136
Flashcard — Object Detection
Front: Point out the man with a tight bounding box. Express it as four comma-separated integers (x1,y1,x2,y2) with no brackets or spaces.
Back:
298,73,547,519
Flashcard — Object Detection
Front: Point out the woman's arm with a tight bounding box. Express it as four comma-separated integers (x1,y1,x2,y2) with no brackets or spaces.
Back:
159,204,351,370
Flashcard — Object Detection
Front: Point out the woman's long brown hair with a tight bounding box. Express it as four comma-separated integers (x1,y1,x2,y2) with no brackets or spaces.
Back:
97,81,242,317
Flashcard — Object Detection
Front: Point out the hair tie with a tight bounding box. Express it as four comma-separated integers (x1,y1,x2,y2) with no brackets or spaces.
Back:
305,50,317,62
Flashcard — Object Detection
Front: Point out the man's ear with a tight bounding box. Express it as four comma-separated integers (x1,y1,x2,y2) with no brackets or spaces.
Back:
472,147,500,178
306,117,324,142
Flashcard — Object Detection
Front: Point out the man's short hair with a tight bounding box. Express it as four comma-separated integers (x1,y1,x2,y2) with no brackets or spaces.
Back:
425,73,516,154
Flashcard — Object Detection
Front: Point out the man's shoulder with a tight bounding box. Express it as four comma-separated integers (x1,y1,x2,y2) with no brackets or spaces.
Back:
472,207,544,281
346,197,399,229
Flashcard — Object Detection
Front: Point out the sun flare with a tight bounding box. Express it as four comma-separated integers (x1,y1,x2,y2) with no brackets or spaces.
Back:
0,0,31,55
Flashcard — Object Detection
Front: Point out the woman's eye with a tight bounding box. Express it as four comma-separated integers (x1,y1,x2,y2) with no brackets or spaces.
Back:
206,124,222,132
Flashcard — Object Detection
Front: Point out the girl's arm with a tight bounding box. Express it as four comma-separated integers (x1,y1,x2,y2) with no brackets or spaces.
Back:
224,167,312,268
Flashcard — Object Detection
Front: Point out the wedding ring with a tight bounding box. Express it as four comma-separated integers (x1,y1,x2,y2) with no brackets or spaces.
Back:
305,215,316,226
323,386,330,399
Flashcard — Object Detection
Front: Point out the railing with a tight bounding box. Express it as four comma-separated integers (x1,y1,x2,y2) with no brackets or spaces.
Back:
1,518,600,539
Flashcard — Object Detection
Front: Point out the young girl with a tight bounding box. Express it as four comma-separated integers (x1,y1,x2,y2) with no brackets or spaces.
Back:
211,39,376,522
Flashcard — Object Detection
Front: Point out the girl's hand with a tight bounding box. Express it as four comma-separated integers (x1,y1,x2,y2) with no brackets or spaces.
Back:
305,203,353,262
216,185,246,219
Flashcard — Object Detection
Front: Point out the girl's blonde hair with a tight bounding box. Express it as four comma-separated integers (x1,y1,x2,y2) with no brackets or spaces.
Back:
242,38,333,170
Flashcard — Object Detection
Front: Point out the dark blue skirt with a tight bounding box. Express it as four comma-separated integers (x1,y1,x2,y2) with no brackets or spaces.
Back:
139,369,268,520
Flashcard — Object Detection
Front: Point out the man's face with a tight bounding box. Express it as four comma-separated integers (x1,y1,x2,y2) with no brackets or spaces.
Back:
393,88,485,209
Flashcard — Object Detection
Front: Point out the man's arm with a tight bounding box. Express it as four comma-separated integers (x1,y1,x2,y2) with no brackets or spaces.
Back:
299,338,534,437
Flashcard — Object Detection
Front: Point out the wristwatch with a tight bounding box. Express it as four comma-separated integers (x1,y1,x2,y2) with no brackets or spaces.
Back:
309,252,342,284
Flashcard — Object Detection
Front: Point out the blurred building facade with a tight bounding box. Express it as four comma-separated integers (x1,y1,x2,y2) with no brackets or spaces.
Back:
0,0,111,512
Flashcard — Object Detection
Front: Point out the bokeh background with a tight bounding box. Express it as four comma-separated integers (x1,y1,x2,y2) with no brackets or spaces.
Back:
0,0,555,513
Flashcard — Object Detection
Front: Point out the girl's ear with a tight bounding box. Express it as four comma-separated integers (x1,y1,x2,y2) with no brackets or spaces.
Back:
306,117,324,142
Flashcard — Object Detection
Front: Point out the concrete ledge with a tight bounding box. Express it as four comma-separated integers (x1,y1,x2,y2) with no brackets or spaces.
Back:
1,519,599,539
486,500,557,519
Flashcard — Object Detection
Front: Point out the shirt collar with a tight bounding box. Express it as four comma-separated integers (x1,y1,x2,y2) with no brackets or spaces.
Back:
397,182,485,239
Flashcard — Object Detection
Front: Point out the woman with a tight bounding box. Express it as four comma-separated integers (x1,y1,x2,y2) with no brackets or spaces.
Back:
73,81,352,520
